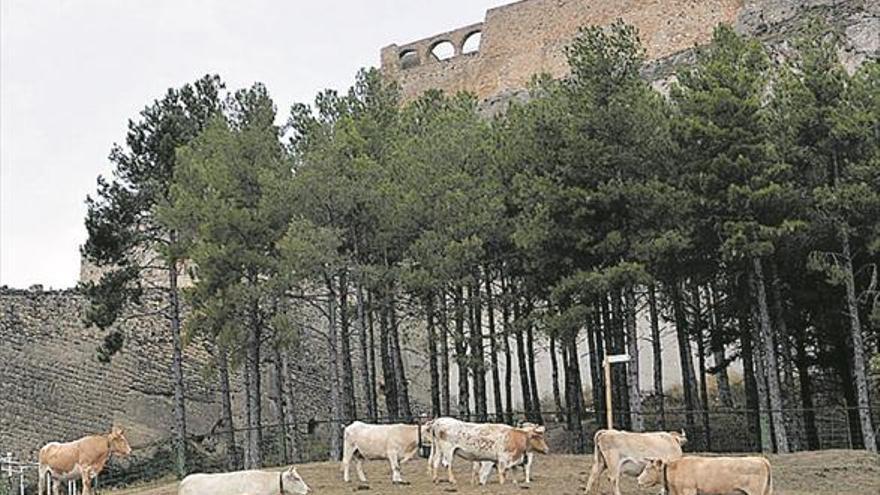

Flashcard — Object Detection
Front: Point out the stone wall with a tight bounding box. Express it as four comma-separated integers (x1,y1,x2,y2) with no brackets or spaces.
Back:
0,287,334,461
382,0,879,102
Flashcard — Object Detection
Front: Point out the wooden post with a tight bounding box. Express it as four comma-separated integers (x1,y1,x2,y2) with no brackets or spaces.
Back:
604,356,613,429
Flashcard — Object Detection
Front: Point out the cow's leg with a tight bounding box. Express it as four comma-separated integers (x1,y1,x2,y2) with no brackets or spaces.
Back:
584,453,605,494
389,452,405,484
51,476,61,495
355,455,368,483
524,452,534,483
497,459,507,486
80,467,92,495
341,446,352,482
38,466,47,495
446,447,457,485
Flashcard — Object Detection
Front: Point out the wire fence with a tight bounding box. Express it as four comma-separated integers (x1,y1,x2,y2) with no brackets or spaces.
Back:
3,405,878,494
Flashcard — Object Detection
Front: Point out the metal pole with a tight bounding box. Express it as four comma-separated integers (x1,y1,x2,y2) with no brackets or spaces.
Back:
604,357,613,430
18,467,24,495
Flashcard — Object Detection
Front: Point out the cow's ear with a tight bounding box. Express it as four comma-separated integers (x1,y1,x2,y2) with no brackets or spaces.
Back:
535,426,546,434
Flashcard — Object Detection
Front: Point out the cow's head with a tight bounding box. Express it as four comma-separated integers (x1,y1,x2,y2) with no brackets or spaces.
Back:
670,429,688,446
526,429,549,454
637,458,664,488
282,466,310,494
108,427,132,456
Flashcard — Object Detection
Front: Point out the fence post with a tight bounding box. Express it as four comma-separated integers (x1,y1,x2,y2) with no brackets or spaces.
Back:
844,408,853,450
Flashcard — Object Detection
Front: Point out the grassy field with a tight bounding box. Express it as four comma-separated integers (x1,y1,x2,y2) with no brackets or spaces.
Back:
113,449,879,495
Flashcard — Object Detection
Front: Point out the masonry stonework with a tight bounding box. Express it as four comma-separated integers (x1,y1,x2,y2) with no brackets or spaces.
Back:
381,0,879,102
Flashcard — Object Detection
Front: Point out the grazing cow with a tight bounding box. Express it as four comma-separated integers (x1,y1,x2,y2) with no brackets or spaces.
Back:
475,422,544,484
638,456,773,495
341,421,432,484
38,427,132,495
178,466,310,495
584,428,687,495
430,417,549,485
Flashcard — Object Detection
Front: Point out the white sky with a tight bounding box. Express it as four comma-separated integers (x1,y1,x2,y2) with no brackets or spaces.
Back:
0,0,512,289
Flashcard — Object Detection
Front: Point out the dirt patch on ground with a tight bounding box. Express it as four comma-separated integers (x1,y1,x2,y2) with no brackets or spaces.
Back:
112,449,879,495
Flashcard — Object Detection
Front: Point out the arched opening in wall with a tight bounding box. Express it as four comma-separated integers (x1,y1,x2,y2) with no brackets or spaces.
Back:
462,31,482,54
430,40,455,61
399,50,420,69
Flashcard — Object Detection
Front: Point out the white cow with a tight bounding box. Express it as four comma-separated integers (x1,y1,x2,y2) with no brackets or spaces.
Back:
430,417,549,485
178,466,309,495
585,429,687,495
341,421,432,484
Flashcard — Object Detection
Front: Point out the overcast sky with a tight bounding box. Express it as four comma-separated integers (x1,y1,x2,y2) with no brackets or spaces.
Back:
0,0,512,289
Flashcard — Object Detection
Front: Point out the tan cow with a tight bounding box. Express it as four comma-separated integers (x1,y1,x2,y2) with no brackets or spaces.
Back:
584,428,686,495
38,427,132,495
341,421,432,484
474,422,544,484
638,456,773,495
430,417,549,485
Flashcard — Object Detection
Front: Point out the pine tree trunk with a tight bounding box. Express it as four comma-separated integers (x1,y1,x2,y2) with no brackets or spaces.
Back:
216,342,238,470
439,292,452,416
379,289,399,419
485,270,504,422
768,260,803,450
357,281,376,422
610,293,629,429
167,260,188,478
454,286,471,419
671,282,697,441
751,257,790,453
367,291,379,419
624,286,643,432
339,272,356,422
469,279,487,422
326,277,342,461
427,292,442,417
272,343,290,464
280,351,299,462
514,297,533,420
840,229,878,452
593,304,607,425
525,302,543,424
691,285,711,451
795,333,820,450
550,335,564,421
389,293,412,420
740,319,762,452
707,284,733,408
587,310,604,425
648,283,665,429
747,286,773,454
245,297,263,468
500,275,514,424
564,335,586,452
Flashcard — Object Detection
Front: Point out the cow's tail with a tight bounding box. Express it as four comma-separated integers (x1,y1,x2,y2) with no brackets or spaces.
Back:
592,429,608,470
340,426,354,471
764,458,773,495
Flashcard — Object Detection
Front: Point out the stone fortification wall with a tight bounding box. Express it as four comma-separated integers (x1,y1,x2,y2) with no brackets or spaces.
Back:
382,0,878,102
0,287,334,461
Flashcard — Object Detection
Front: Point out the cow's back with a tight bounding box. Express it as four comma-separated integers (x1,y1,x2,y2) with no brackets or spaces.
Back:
597,431,683,460
39,441,81,473
668,456,771,494
179,471,275,495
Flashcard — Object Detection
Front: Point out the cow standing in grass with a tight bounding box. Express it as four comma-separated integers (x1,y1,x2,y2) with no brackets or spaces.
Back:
341,421,433,484
430,417,549,485
584,429,687,495
38,427,132,495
